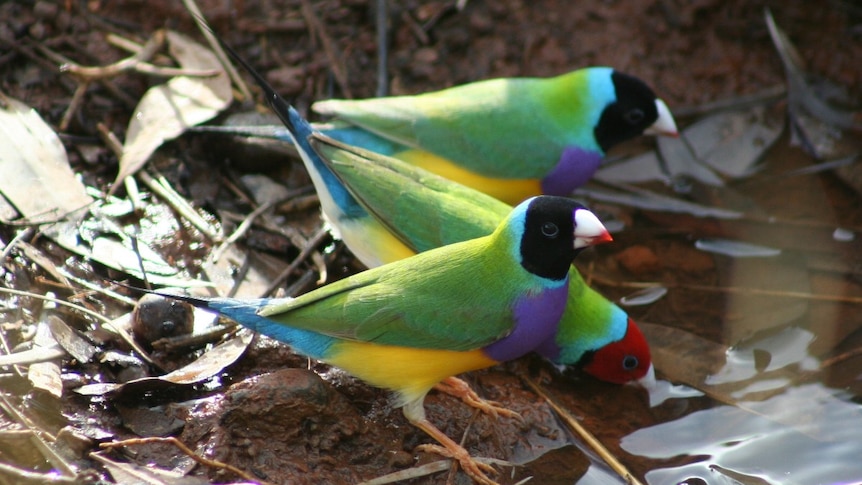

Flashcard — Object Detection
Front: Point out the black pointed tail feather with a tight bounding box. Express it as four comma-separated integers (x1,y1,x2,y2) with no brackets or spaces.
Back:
192,14,298,135
112,279,219,310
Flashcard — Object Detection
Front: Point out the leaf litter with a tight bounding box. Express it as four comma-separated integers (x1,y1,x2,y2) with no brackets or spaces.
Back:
0,2,861,485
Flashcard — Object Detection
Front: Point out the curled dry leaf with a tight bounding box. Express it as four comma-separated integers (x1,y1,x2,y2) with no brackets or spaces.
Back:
111,30,232,194
47,315,98,364
75,331,252,396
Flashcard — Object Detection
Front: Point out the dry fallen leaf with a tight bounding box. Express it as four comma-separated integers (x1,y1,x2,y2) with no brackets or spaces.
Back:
0,93,93,221
111,30,232,194
75,331,252,396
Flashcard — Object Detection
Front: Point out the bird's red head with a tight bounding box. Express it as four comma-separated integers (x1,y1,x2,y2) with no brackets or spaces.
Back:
582,317,652,384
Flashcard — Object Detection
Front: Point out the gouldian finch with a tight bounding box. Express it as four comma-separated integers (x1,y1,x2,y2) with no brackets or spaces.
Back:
167,193,610,485
224,45,653,389
198,40,615,485
312,68,678,204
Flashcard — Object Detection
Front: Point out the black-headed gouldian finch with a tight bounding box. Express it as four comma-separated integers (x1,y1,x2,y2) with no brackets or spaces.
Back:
312,67,678,204
168,193,610,484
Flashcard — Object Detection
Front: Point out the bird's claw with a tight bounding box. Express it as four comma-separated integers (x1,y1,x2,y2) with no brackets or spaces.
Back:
435,376,524,424
415,444,499,485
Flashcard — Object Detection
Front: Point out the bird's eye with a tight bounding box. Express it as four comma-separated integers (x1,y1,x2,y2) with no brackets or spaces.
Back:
623,109,645,125
541,222,559,238
622,355,639,370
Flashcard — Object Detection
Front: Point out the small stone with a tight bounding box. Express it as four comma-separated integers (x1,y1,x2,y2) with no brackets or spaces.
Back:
131,294,194,348
220,368,364,446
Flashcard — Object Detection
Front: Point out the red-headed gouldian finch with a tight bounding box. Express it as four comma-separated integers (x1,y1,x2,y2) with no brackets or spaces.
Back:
312,68,678,204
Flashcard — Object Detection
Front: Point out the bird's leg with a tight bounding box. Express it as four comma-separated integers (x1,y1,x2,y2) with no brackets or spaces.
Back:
402,400,499,485
434,376,523,423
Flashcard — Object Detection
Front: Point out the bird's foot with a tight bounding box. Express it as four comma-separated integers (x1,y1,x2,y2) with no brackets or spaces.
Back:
435,376,524,423
415,443,499,485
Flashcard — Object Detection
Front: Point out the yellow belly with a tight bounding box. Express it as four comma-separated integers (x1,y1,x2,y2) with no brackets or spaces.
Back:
336,215,417,267
326,340,498,406
396,149,542,206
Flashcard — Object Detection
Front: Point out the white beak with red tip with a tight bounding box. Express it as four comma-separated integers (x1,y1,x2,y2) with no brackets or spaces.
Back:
644,98,679,137
573,209,613,249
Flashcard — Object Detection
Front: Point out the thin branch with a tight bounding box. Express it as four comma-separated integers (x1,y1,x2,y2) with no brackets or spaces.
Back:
522,378,645,485
184,0,254,102
263,227,330,297
0,393,73,477
99,436,273,485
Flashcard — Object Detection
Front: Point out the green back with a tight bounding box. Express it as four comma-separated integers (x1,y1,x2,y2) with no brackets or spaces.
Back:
259,214,546,351
313,70,605,178
314,135,511,250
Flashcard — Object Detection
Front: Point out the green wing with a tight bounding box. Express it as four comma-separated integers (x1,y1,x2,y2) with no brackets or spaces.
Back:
258,236,531,351
312,73,594,178
312,134,510,252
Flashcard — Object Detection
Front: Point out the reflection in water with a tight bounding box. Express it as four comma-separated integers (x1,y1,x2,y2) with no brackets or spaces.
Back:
622,383,862,484
707,327,818,386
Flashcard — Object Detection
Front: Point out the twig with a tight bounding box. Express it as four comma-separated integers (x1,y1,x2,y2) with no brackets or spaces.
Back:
54,30,165,80
46,270,137,306
0,393,73,477
152,323,236,352
55,30,219,80
211,199,276,262
211,185,318,263
820,346,862,370
99,436,273,485
300,0,353,98
144,171,224,241
0,228,34,265
263,227,330,297
522,378,645,485
59,81,89,132
400,11,431,45
96,122,145,211
105,33,174,65
359,456,515,485
184,0,253,102
17,242,71,286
